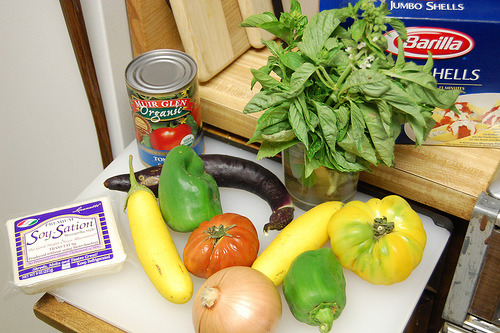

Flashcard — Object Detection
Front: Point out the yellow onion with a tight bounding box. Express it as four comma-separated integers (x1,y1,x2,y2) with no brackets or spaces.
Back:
192,266,282,333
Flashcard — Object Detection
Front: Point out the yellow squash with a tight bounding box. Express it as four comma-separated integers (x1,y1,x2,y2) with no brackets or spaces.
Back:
125,156,193,304
252,200,344,286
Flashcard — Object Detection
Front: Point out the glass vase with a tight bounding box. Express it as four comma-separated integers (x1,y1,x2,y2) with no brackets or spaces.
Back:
282,143,359,211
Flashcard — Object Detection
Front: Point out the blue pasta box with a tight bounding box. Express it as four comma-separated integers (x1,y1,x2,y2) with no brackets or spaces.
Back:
319,0,500,147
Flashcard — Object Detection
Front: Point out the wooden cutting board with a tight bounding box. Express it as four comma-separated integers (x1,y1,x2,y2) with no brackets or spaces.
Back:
238,0,276,48
169,0,251,82
125,0,184,57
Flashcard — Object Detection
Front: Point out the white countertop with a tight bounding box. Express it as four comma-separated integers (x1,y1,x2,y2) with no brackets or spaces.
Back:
49,136,450,333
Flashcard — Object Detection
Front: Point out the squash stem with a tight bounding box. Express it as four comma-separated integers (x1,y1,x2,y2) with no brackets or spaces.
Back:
124,155,156,211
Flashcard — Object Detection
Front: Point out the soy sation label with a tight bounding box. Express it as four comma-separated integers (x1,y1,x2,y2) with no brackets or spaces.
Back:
13,200,114,281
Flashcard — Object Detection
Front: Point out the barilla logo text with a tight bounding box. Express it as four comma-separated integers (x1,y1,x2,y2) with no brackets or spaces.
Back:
385,27,479,84
385,27,474,59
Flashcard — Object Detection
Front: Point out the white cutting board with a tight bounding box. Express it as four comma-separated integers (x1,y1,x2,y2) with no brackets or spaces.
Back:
50,136,450,333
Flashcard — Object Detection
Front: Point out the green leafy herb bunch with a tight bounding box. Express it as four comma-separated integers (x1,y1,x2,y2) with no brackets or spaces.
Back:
240,0,460,176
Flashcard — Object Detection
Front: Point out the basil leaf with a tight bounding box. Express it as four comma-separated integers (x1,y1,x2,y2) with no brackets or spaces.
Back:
423,51,434,73
349,100,365,143
289,62,317,94
383,66,461,110
262,128,296,142
239,12,277,28
261,39,283,58
313,100,338,152
256,139,299,160
350,19,366,42
387,18,407,41
381,81,424,126
243,91,290,114
280,52,305,71
289,98,310,148
359,103,395,166
289,0,302,13
250,68,284,91
328,147,369,173
342,69,391,97
374,99,392,136
298,10,340,63
337,127,378,165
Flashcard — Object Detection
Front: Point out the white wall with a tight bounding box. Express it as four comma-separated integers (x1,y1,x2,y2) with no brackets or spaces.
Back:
0,1,125,332
80,0,135,157
281,0,320,18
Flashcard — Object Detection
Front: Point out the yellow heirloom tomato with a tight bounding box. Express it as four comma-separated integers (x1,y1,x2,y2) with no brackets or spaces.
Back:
327,195,427,285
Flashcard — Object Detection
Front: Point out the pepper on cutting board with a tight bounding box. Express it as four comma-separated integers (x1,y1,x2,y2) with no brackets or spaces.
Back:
282,248,346,333
158,145,223,232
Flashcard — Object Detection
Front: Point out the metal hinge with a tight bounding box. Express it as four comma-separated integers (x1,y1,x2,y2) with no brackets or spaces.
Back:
442,191,500,326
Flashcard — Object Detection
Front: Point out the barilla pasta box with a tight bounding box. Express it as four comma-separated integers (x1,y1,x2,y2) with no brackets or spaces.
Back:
320,0,500,147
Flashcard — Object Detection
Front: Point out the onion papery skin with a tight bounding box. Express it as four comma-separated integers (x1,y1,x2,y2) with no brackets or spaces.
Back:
192,266,282,333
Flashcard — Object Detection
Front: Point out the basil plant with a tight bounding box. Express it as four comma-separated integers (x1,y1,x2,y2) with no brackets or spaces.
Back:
240,0,460,177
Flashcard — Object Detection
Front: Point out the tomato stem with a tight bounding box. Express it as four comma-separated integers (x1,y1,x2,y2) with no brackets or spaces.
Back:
204,224,236,243
372,216,394,240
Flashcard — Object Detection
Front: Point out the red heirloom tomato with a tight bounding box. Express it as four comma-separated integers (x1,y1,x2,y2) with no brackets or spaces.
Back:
183,213,260,279
149,123,192,151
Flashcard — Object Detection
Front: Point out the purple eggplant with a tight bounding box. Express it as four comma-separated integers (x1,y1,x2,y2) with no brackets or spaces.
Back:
104,154,294,233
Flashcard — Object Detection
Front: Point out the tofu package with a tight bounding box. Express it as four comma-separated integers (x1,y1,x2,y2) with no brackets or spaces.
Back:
320,0,500,147
4,196,127,295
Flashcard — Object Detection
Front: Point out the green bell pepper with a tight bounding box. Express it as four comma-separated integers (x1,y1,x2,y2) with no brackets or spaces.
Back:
283,248,346,333
158,145,223,232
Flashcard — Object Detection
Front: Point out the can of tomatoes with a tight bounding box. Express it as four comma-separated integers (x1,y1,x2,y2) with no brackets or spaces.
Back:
125,49,204,166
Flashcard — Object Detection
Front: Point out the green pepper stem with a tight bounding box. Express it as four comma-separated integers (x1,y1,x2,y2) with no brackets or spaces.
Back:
313,306,336,333
372,216,395,241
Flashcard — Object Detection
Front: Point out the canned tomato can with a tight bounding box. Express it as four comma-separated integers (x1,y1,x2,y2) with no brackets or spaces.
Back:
125,49,204,166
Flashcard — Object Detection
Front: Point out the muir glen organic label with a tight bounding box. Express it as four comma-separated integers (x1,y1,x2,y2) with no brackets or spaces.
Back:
125,49,204,166
128,89,204,166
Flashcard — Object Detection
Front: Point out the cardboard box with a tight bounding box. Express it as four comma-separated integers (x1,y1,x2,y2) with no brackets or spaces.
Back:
319,0,500,147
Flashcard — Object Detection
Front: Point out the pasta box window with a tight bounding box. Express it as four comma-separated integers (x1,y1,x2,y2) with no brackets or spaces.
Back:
319,0,500,147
